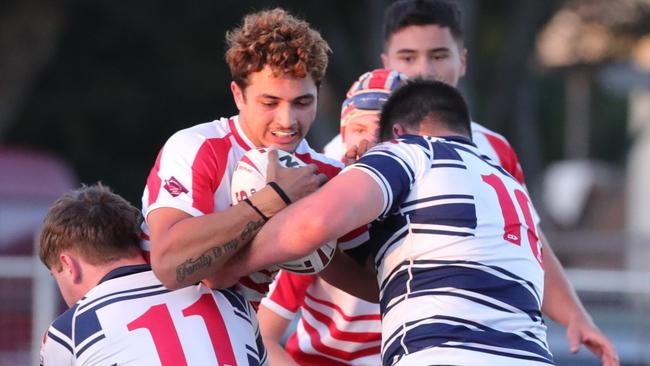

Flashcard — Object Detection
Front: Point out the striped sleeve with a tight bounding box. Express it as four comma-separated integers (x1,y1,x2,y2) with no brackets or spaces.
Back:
261,271,316,320
144,126,231,219
40,324,74,365
345,141,426,219
296,144,372,251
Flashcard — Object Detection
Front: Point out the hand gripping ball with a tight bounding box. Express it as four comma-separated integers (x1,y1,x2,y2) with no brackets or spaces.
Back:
231,148,336,274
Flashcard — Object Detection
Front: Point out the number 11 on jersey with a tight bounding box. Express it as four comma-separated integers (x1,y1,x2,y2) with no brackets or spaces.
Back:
127,294,237,365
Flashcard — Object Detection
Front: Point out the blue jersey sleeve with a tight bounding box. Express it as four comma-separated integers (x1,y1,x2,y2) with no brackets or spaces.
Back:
345,138,428,219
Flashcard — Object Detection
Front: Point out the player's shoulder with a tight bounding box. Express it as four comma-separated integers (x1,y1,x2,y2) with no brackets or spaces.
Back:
49,303,79,340
471,121,512,146
42,310,77,365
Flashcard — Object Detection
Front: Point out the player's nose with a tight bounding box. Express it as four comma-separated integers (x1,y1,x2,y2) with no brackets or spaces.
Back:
275,105,297,129
413,58,433,78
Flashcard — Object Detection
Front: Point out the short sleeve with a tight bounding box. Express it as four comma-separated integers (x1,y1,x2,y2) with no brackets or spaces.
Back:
40,325,74,366
260,271,316,320
345,140,428,219
143,127,232,220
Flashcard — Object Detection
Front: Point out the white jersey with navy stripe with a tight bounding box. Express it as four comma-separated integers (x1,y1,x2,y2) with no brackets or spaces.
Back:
346,135,552,366
40,265,267,366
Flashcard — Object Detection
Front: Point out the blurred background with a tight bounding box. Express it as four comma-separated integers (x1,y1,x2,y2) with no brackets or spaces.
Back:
1,0,650,365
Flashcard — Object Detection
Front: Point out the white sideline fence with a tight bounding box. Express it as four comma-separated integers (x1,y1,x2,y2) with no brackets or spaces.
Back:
565,268,650,295
0,246,58,365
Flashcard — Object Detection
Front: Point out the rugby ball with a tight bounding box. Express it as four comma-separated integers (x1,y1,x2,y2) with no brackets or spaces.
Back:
231,148,336,274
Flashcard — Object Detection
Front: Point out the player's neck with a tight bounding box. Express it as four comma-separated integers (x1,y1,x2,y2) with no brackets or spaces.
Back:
417,125,467,139
90,256,148,286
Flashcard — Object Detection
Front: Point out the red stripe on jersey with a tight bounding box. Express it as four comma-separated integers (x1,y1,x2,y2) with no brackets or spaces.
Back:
304,292,381,322
295,152,341,179
300,316,381,361
483,133,525,184
229,118,252,151
286,334,355,366
190,137,233,214
302,301,381,344
267,272,315,313
146,148,165,206
239,155,263,175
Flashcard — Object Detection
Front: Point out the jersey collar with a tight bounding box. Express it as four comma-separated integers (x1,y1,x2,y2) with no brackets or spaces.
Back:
229,115,256,151
98,264,151,284
440,135,476,147
398,133,476,147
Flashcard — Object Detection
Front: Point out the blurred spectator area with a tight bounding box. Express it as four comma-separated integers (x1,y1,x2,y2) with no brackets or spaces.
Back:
0,147,74,365
541,159,625,267
538,158,650,366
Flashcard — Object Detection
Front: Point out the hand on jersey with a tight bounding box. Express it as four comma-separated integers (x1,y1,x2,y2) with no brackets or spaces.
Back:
344,139,375,166
266,149,327,202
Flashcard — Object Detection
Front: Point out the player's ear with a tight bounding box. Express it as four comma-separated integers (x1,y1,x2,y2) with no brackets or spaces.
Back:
392,123,406,138
231,81,245,110
459,47,468,78
381,53,389,69
59,253,82,284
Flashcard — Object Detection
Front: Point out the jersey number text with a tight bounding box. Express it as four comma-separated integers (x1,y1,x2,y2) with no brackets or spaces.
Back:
127,293,237,365
482,174,543,267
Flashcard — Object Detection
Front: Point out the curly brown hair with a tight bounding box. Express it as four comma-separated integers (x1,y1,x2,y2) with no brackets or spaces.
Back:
39,183,143,271
225,8,331,89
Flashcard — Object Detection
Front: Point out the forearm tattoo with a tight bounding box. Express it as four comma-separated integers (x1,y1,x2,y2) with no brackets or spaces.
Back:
175,219,265,283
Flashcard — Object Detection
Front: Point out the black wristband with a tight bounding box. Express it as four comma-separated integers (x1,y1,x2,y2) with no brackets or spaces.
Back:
243,198,268,222
267,181,292,205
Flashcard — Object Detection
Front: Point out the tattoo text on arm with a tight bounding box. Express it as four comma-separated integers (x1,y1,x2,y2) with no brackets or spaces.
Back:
175,219,265,283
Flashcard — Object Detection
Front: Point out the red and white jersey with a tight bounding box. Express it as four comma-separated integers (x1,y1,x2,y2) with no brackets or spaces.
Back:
470,122,525,185
261,271,381,366
40,265,266,365
322,121,525,185
141,116,344,308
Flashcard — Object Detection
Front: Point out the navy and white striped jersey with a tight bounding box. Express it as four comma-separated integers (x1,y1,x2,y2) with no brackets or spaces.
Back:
346,135,552,366
40,265,267,366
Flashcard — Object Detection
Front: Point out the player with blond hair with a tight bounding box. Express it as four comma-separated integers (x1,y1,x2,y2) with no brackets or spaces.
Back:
39,184,266,365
